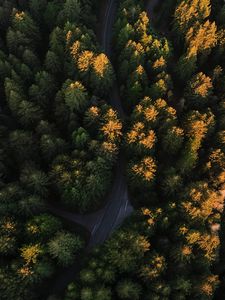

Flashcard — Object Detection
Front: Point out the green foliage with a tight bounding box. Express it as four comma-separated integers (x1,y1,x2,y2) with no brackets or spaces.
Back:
26,214,62,240
1,0,225,299
116,279,141,299
20,166,49,197
64,80,88,113
48,231,84,266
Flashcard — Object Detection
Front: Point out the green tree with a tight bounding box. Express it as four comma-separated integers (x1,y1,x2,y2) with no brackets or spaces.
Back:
72,127,90,149
48,231,84,266
81,288,93,300
20,166,49,197
19,195,45,217
29,71,56,110
62,0,81,23
26,214,62,240
162,126,184,154
12,11,40,47
64,81,88,112
105,230,150,272
45,51,62,75
95,287,112,300
80,269,96,285
116,279,141,299
9,130,38,163
40,134,67,162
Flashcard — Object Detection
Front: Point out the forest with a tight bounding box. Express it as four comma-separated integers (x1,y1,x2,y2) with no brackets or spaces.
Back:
0,0,225,299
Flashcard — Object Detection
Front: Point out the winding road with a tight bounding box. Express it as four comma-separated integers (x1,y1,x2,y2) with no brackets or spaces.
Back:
48,0,163,251
48,0,132,250
47,1,133,294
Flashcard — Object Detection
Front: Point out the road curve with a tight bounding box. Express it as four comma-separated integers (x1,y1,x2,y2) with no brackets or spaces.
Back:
48,0,133,250
47,1,133,293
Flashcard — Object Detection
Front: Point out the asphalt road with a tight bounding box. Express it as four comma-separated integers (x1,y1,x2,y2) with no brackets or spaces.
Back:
146,0,160,21
48,0,133,250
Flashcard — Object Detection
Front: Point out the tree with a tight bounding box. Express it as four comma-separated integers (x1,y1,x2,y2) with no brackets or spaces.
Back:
77,50,94,80
81,288,93,300
205,149,225,186
161,168,183,196
80,269,96,284
130,157,157,186
105,230,150,272
173,0,211,37
140,254,166,281
95,287,112,300
20,243,43,265
186,20,217,58
72,127,90,149
20,166,49,197
184,72,213,108
162,126,184,154
40,134,67,162
45,50,62,74
90,53,114,94
48,231,84,266
62,0,81,23
29,0,47,23
65,283,80,300
127,122,156,155
9,130,38,163
181,182,223,222
29,71,56,110
116,280,141,299
16,100,43,127
12,11,40,47
19,195,45,217
100,108,122,143
0,217,17,255
176,54,197,82
64,81,88,112
26,214,62,240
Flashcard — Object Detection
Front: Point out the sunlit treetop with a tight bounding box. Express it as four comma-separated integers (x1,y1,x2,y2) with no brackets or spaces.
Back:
77,50,94,72
93,53,111,78
20,244,42,265
185,72,213,100
186,20,217,57
132,156,157,182
15,11,25,21
174,0,211,34
64,80,88,112
101,108,122,142
135,11,149,36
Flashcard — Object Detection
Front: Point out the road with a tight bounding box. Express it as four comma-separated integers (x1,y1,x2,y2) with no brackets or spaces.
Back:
146,0,160,22
48,0,132,250
48,0,162,253
101,0,125,118
47,1,133,295
48,154,133,249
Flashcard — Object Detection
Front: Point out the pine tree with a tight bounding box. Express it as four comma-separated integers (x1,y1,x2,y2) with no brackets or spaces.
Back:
64,81,88,112
48,231,84,266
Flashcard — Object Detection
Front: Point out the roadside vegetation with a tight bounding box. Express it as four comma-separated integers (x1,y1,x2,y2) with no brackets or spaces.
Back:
64,0,225,299
0,0,225,299
0,0,121,298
